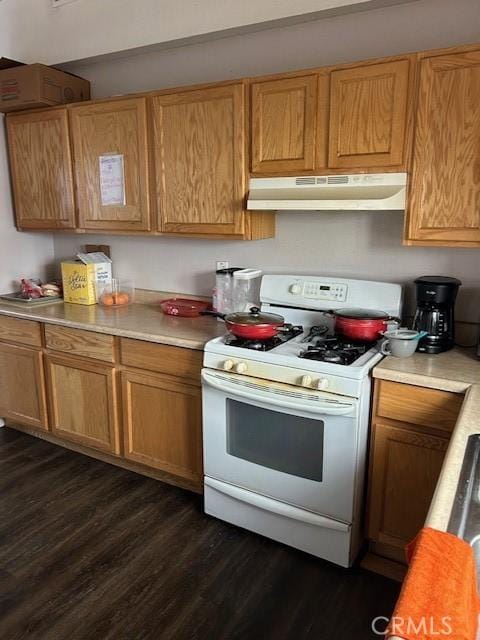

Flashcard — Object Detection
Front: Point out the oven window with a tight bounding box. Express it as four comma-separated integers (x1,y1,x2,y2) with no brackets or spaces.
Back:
226,399,324,482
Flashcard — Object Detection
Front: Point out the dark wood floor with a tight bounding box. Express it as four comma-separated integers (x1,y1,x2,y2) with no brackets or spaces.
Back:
0,427,399,640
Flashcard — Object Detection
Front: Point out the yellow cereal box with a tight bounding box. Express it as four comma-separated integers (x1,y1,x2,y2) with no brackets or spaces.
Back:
61,253,112,305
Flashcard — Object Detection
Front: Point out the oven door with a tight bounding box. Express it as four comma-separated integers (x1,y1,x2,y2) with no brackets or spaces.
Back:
202,369,360,523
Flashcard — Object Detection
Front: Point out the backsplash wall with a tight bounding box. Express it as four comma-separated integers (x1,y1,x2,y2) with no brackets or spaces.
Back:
53,0,480,327
53,212,480,324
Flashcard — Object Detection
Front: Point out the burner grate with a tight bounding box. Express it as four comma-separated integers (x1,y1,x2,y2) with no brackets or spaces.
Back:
299,333,376,365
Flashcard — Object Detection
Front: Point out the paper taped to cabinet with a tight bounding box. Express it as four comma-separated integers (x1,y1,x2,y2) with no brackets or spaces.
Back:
99,153,125,206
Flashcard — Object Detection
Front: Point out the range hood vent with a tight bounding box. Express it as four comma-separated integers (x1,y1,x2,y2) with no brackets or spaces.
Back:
247,173,407,211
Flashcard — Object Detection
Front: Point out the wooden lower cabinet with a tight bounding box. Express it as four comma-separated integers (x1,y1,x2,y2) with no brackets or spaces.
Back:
0,320,204,492
368,422,448,559
45,354,121,454
367,380,462,563
122,369,203,487
0,342,48,431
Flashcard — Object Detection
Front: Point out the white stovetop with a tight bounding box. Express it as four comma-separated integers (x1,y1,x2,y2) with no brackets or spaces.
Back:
204,326,384,381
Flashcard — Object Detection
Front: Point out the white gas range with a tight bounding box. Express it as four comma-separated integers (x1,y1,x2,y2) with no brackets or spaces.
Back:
202,275,402,567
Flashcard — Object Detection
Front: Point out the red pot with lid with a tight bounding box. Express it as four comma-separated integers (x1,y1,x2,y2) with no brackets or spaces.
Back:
202,306,285,339
330,308,398,342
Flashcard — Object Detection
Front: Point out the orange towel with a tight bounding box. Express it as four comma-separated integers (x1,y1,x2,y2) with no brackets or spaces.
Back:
386,527,479,640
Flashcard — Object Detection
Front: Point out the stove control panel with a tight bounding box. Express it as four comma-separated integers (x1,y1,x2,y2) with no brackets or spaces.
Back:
289,281,348,302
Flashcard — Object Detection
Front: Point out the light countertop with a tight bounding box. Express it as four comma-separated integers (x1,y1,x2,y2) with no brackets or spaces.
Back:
0,292,224,350
373,348,480,533
373,348,479,393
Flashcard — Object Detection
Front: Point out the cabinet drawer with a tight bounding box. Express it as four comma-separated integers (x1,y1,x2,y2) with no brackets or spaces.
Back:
45,325,115,362
376,380,463,433
0,315,42,347
120,338,202,382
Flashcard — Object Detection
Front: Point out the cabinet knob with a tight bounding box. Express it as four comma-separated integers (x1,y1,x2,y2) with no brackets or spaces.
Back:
223,359,234,371
235,362,248,374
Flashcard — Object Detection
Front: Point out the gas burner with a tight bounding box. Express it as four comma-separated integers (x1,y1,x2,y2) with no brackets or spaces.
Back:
300,348,358,365
299,335,377,365
224,324,303,351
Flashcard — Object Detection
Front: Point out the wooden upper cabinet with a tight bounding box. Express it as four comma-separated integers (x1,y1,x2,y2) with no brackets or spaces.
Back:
70,97,151,232
152,83,249,237
251,74,324,174
328,59,411,169
405,49,480,246
6,109,76,230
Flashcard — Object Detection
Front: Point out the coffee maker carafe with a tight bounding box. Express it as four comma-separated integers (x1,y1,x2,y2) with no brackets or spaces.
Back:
413,276,461,354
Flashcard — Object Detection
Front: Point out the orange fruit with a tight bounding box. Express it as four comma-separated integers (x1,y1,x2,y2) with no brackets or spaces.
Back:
112,292,129,306
101,293,114,306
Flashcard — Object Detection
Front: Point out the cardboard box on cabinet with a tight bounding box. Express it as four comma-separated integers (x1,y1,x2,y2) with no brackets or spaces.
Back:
0,59,90,113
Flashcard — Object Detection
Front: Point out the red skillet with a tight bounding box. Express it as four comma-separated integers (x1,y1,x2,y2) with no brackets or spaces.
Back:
202,307,285,339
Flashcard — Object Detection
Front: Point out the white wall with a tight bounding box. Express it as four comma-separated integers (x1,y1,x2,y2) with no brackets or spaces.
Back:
48,0,480,325
62,0,480,94
0,0,414,65
0,116,54,292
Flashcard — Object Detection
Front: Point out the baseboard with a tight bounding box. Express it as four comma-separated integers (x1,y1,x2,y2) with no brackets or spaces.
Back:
5,422,203,495
360,551,407,582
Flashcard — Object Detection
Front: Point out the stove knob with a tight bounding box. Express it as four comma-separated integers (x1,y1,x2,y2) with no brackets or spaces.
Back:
316,378,330,391
235,362,248,374
289,284,302,295
300,375,312,387
223,359,234,371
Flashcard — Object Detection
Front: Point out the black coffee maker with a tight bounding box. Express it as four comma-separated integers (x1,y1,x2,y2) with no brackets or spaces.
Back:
413,276,461,353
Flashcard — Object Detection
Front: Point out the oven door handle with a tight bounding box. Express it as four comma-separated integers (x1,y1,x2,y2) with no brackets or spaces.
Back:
205,477,351,532
201,370,356,416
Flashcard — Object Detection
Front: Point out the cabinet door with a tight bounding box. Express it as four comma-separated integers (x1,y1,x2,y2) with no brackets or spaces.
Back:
6,109,76,229
122,370,202,486
406,50,480,246
152,84,246,236
45,354,120,454
328,59,410,169
0,342,48,430
368,422,448,556
70,97,151,232
251,75,321,174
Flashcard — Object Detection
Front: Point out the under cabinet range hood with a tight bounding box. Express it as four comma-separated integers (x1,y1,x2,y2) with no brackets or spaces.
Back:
247,173,407,211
